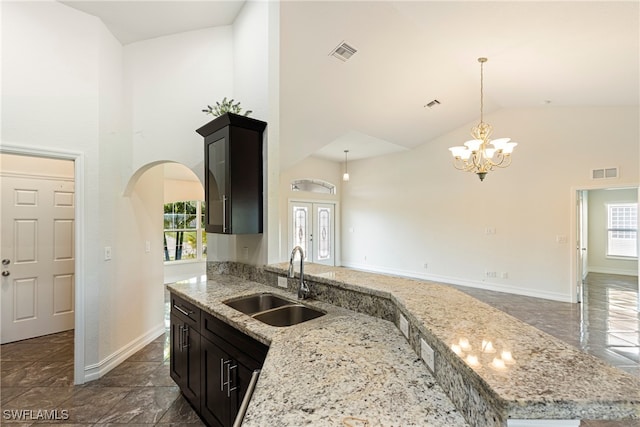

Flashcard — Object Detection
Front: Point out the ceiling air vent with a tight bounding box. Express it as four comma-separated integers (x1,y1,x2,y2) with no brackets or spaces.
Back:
591,167,619,180
424,99,441,109
330,41,357,62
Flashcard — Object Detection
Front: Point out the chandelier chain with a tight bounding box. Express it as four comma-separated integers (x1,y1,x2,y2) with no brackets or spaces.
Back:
480,60,484,124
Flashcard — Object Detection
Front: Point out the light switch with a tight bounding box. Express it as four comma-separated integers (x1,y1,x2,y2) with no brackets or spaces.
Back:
104,246,112,261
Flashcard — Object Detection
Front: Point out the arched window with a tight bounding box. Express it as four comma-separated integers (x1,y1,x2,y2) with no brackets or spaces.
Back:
291,179,336,194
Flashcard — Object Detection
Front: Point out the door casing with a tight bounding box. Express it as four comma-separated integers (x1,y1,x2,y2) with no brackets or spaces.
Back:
1,144,85,385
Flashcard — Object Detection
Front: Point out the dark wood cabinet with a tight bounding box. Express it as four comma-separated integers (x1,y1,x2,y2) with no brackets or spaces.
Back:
169,292,269,427
169,295,202,411
196,113,267,235
200,311,268,427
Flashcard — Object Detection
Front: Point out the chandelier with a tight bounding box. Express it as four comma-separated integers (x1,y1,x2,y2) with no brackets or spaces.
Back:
448,57,517,181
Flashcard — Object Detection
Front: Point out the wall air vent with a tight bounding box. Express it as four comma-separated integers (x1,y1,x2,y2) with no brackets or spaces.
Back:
591,167,619,180
330,41,357,62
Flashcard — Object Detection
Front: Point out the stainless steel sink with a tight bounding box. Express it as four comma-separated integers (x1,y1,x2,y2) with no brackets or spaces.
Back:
223,293,325,327
224,293,292,315
253,304,325,327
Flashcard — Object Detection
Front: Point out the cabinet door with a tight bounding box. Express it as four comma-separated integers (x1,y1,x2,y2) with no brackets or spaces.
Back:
206,131,229,233
170,314,201,410
201,337,237,427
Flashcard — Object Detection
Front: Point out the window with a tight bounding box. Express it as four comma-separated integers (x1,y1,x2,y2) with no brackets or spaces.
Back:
291,179,336,194
607,203,637,258
163,201,207,262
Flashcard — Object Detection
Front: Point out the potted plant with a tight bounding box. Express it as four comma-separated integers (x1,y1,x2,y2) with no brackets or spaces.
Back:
202,97,252,118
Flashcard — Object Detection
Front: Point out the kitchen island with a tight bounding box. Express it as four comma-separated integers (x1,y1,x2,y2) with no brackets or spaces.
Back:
170,262,640,426
168,273,468,427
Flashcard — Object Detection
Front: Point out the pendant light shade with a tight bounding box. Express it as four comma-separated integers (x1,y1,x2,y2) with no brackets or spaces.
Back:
343,150,350,181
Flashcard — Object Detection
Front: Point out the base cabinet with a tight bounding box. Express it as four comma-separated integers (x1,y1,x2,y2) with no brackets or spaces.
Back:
200,338,237,427
170,293,269,427
170,298,202,411
170,314,202,409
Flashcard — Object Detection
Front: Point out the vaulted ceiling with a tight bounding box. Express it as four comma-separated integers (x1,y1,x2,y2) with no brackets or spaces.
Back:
59,1,639,167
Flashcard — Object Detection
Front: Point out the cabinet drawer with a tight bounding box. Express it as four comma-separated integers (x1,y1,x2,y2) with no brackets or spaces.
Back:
171,293,201,328
202,312,268,367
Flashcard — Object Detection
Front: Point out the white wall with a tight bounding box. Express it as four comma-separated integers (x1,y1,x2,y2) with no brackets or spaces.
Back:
340,106,639,302
0,153,74,177
124,26,234,186
224,0,273,266
588,188,638,276
2,1,164,382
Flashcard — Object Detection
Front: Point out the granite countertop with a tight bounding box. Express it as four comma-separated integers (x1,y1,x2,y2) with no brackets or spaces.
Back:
265,263,640,421
168,274,468,427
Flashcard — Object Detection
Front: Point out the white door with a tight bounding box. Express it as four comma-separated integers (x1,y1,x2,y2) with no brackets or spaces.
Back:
576,190,588,303
1,174,75,344
289,201,335,266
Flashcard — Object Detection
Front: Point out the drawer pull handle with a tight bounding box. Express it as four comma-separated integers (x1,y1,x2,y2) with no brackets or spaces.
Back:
173,304,192,317
179,325,189,351
221,359,238,397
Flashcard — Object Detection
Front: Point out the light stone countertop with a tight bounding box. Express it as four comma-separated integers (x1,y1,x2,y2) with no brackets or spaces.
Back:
167,274,469,427
265,263,640,421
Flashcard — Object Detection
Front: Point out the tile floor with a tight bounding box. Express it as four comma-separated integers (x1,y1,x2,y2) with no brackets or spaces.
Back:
0,273,638,426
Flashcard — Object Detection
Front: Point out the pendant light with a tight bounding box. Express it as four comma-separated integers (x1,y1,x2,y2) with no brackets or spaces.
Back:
343,150,350,182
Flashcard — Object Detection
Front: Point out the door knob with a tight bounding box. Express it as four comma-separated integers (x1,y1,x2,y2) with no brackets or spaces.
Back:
2,259,9,266
2,271,10,277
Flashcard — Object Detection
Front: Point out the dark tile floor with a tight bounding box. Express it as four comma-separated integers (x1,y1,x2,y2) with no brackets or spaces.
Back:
0,273,638,426
0,329,204,426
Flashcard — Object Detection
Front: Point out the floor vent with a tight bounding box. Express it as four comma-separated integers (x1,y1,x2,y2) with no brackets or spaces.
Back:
591,167,619,179
330,41,357,62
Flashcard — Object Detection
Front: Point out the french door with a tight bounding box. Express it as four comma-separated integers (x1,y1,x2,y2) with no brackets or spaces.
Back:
289,201,335,266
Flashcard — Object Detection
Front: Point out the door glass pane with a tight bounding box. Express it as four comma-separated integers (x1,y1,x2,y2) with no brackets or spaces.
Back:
293,206,308,259
317,207,331,260
208,138,226,229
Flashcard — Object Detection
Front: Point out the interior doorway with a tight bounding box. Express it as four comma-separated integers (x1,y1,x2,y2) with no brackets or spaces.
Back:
0,147,83,384
575,185,639,304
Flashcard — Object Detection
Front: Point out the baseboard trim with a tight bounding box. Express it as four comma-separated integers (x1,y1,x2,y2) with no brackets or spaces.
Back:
342,262,573,303
83,322,166,382
588,266,638,277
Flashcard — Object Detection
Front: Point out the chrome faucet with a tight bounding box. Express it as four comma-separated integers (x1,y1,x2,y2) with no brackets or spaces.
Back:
288,246,310,300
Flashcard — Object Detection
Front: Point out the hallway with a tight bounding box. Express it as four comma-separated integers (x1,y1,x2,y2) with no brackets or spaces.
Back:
0,273,638,426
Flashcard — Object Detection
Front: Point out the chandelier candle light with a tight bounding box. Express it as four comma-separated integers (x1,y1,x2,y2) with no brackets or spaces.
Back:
448,57,518,181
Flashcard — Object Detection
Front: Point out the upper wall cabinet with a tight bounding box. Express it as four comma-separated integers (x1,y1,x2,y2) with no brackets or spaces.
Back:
196,113,267,234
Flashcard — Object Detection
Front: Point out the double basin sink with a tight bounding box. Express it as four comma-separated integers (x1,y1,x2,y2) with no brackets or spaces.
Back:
224,293,325,327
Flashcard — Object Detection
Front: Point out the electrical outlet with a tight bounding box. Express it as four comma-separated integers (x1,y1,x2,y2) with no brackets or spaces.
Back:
145,241,151,253
501,272,509,279
423,262,428,269
277,276,288,288
485,227,496,235
485,271,497,278
420,338,435,373
556,235,568,244
399,314,409,338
